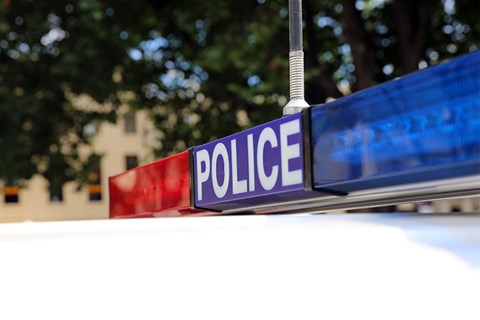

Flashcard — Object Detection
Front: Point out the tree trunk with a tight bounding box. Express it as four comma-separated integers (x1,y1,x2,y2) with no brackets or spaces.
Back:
304,0,343,103
340,0,376,91
393,0,428,73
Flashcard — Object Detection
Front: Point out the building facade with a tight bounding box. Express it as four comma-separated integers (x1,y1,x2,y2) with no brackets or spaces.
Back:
0,110,157,223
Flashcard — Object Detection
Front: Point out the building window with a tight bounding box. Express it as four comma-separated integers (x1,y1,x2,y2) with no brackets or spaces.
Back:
4,186,19,203
88,184,102,201
124,112,136,133
49,184,63,203
88,155,102,201
126,155,139,170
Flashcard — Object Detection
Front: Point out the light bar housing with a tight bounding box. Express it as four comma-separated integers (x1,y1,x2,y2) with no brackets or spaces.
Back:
109,151,201,218
190,113,332,212
309,51,480,195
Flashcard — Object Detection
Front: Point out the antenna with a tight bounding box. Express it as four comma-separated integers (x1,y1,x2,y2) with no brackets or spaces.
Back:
283,0,309,116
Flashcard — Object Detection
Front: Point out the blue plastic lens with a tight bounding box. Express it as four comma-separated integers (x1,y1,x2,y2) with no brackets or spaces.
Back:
310,51,480,193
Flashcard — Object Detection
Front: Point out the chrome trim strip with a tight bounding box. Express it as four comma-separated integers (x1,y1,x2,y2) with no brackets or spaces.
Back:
218,175,480,214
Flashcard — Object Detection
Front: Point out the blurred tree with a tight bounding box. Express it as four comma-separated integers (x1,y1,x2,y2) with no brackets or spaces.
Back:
0,0,160,188
0,0,478,189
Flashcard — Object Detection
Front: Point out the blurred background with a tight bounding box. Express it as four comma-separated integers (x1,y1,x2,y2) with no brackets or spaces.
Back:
0,0,479,222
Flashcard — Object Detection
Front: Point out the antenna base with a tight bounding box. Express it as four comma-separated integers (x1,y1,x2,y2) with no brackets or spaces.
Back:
283,98,309,116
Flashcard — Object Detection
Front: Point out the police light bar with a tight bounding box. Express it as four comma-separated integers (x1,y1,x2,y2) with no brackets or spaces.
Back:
109,51,480,218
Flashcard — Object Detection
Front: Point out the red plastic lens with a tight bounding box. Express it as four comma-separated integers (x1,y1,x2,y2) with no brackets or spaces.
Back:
109,151,199,218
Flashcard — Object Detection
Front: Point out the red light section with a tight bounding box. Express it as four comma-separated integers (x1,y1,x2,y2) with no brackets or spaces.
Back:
109,151,201,218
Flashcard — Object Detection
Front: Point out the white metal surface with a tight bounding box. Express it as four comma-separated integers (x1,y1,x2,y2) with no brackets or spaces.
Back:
1,213,479,320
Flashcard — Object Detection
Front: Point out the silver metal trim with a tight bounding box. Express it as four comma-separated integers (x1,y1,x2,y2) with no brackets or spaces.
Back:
213,175,480,215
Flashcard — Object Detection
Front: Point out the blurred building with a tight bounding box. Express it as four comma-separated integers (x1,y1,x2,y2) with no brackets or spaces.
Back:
0,110,157,223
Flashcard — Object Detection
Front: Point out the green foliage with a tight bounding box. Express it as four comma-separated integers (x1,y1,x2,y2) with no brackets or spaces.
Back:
0,0,157,186
0,0,478,188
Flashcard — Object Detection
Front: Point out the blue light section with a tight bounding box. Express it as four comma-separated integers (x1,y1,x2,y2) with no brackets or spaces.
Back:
310,51,480,193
